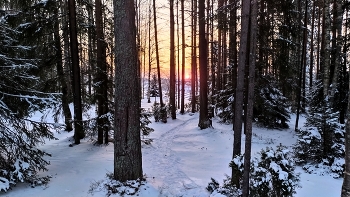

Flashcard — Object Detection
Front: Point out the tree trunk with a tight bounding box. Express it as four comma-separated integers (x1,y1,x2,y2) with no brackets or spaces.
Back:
152,0,167,123
330,0,344,99
147,1,152,104
295,1,308,131
113,0,143,181
321,0,332,158
191,0,197,113
309,0,315,88
322,0,331,97
96,0,109,144
341,42,350,195
68,0,84,144
242,0,257,196
180,0,185,114
54,4,73,132
177,0,180,110
198,0,210,129
170,0,177,119
232,0,250,187
229,0,237,89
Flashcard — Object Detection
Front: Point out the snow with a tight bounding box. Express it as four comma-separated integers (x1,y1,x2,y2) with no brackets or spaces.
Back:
2,98,343,197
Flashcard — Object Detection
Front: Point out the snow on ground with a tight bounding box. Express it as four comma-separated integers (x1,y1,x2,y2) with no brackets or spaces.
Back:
3,98,343,197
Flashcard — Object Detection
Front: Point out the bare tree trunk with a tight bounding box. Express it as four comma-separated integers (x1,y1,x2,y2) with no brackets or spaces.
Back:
180,0,185,114
191,0,197,113
113,0,142,181
152,0,167,122
309,0,316,88
198,0,210,129
341,37,350,195
242,0,257,195
54,4,73,132
295,1,308,131
96,0,109,144
217,0,224,91
170,0,177,119
68,0,84,144
177,0,180,109
148,1,152,104
321,0,332,158
86,0,94,98
330,0,344,98
316,5,322,79
322,0,331,97
232,0,250,187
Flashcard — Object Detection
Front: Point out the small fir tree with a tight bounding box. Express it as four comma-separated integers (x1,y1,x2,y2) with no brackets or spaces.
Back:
149,74,159,97
294,80,345,177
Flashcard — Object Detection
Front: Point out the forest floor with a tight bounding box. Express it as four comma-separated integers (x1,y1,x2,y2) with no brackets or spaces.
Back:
3,98,343,197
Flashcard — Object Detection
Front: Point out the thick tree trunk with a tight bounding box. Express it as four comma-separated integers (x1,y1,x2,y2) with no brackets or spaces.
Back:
198,0,210,129
113,0,143,181
54,5,73,132
68,0,84,144
170,0,177,119
232,0,250,187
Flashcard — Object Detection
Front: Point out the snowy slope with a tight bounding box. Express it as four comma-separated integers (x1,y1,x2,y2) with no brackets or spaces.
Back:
3,98,342,197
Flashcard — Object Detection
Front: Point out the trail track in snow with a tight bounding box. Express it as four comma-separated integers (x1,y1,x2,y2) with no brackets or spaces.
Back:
143,115,210,197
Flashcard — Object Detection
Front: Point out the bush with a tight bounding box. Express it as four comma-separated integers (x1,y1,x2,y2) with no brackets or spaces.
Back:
207,145,300,197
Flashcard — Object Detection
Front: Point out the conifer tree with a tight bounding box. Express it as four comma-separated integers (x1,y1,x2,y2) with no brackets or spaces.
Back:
0,4,59,191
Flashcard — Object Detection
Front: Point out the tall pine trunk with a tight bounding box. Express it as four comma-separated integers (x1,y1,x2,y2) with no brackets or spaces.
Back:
242,0,257,195
113,0,143,181
180,0,185,114
96,0,109,144
152,0,167,122
170,0,177,119
191,0,197,113
198,0,210,129
68,0,84,144
54,4,73,132
232,0,250,186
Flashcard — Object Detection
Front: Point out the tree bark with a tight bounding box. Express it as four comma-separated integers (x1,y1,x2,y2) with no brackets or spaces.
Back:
198,0,210,129
54,4,73,132
295,1,308,131
113,0,143,181
191,0,197,113
95,0,109,144
152,0,166,122
170,0,177,119
180,0,185,114
232,0,250,186
341,36,350,195
242,0,257,195
68,0,84,144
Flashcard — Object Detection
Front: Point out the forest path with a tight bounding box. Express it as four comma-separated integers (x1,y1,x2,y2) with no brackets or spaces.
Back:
142,114,211,197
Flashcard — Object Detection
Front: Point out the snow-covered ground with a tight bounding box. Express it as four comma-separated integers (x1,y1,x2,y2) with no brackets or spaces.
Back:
3,98,343,197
